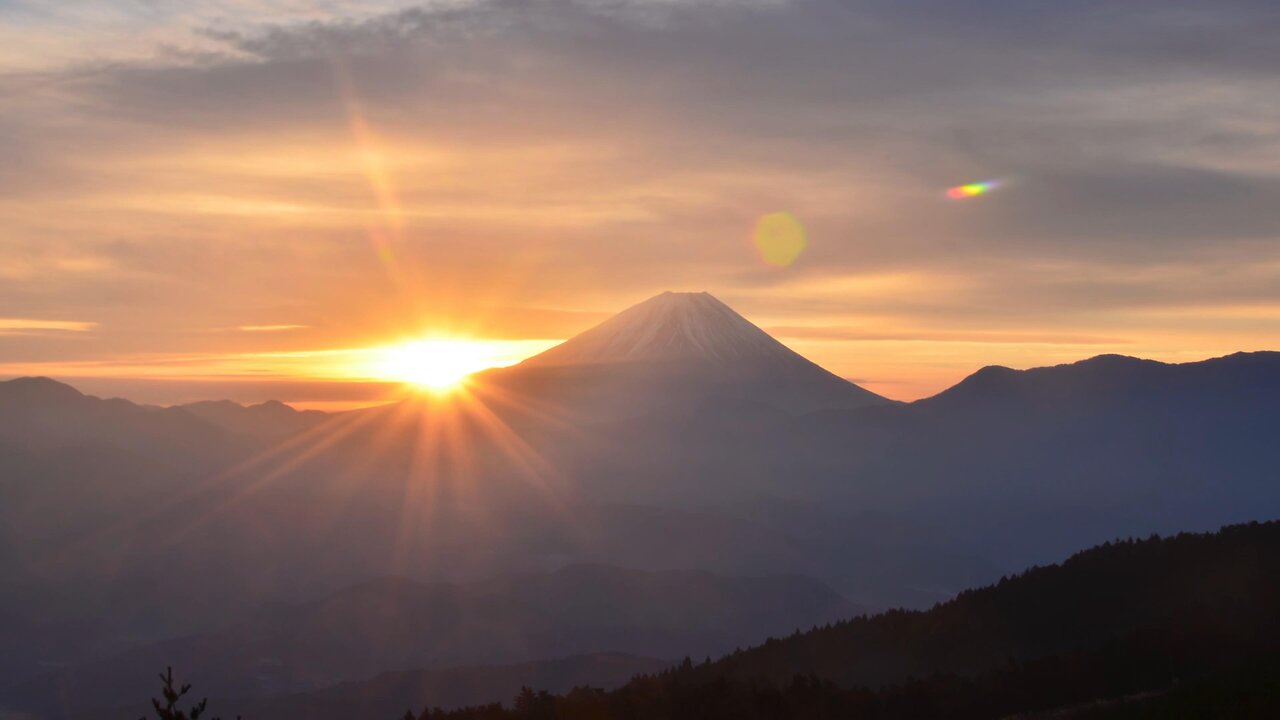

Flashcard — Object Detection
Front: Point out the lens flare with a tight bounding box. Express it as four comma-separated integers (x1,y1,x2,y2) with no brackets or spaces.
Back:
946,180,1003,200
753,211,808,267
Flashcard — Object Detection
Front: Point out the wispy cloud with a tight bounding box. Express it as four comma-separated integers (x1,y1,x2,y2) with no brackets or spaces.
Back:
768,327,1129,347
237,324,309,332
0,317,97,335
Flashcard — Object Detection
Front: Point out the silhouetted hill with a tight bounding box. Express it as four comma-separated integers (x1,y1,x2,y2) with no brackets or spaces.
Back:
701,520,1280,687
777,351,1280,568
374,521,1280,720
7,565,860,718
0,376,85,404
180,399,328,441
0,378,260,680
920,351,1280,414
0,377,241,459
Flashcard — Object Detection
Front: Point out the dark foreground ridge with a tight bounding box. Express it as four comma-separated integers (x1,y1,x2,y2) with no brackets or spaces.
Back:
414,520,1280,719
138,520,1280,720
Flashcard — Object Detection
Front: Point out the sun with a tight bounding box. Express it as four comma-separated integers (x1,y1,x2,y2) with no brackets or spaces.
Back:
369,338,505,392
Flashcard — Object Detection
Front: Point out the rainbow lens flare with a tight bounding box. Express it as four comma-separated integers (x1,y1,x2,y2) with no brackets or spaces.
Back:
946,180,1002,200
753,211,808,267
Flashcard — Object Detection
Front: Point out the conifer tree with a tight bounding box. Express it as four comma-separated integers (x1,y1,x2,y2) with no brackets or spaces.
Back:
142,667,238,720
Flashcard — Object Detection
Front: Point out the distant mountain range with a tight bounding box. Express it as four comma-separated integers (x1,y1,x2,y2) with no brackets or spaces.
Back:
179,399,329,441
0,376,244,459
2,291,1279,718
784,350,1280,567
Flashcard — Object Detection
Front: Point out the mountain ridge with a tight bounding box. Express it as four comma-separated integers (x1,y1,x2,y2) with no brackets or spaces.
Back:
916,350,1280,410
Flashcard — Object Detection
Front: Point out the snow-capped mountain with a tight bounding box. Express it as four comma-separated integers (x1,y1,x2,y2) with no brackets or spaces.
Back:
520,292,810,368
483,291,889,416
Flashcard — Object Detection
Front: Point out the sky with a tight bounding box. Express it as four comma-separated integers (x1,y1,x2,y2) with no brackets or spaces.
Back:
2,0,1279,408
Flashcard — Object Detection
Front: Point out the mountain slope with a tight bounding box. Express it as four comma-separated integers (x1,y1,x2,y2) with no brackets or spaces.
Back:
702,520,1280,687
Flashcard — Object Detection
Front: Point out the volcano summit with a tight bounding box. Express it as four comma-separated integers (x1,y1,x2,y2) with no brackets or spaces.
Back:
482,291,890,417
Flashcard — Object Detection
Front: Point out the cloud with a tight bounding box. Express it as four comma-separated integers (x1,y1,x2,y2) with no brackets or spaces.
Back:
0,318,97,334
767,327,1129,347
237,324,309,332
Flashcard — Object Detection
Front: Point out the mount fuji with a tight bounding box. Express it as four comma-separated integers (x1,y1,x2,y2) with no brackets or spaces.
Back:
522,291,836,368
476,291,888,419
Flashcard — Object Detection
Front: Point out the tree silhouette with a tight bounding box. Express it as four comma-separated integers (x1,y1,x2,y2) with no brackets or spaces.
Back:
142,667,238,720
512,686,536,714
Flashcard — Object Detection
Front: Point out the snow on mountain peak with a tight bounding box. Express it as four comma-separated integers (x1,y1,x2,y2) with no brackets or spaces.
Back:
519,291,811,368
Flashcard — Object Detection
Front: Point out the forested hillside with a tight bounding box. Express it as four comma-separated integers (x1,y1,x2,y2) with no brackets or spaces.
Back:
368,521,1280,719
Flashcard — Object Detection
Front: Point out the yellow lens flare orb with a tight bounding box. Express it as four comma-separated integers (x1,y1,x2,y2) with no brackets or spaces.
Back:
753,211,808,267
369,339,505,393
